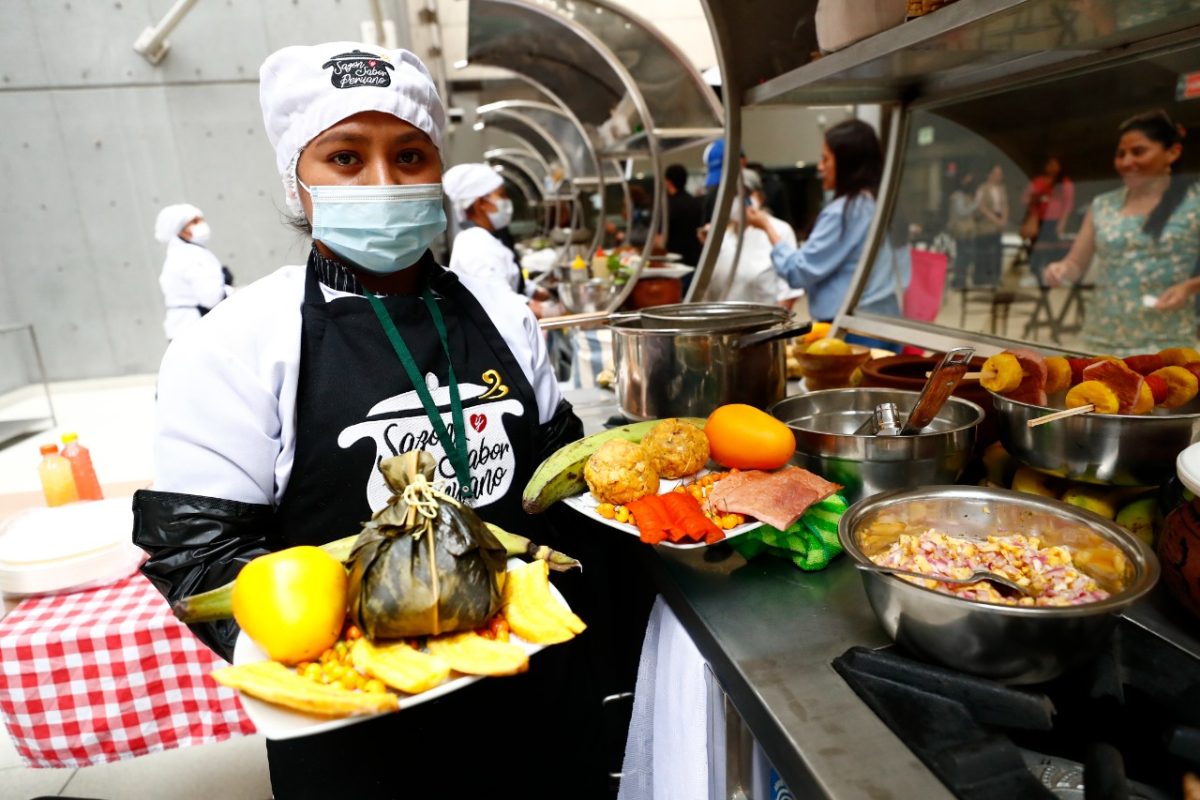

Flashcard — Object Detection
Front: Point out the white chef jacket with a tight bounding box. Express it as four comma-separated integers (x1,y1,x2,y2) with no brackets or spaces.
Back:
152,264,562,507
159,237,229,340
448,227,534,302
709,215,798,306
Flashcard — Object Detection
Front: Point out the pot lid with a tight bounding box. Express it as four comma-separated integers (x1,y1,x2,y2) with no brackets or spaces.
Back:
1178,442,1200,496
617,302,790,333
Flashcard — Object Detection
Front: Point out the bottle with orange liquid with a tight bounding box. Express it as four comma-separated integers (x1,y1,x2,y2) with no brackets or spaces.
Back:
37,444,79,507
60,432,103,500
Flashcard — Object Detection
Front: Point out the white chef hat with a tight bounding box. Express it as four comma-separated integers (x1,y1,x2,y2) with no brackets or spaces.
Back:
259,42,446,212
442,163,503,221
155,203,203,243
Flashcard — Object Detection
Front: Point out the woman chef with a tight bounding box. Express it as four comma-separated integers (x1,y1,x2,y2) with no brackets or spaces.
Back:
444,162,554,317
132,43,602,797
154,203,229,341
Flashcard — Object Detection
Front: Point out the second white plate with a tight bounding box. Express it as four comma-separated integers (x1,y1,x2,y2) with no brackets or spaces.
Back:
560,470,763,550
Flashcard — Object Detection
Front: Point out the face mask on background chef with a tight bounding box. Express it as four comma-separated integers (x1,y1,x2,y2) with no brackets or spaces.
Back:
262,43,448,275
482,191,513,230
184,219,211,246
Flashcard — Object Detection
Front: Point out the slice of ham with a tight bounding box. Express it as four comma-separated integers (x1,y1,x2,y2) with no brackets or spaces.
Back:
1082,359,1145,413
704,467,841,531
1005,348,1049,406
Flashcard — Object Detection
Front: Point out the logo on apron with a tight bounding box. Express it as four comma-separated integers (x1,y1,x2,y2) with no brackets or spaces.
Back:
337,371,524,511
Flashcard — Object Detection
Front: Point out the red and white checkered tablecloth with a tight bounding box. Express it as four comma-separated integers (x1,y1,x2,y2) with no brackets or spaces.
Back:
0,573,256,768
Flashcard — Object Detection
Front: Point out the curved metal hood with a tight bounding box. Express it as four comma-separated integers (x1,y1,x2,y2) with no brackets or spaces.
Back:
477,100,603,185
466,0,722,153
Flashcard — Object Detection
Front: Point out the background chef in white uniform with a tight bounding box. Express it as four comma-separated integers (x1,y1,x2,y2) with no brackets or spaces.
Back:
443,162,556,318
706,169,799,307
132,41,607,798
154,203,230,341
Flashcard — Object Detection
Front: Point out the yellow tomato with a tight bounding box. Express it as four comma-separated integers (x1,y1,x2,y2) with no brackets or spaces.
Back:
705,404,796,470
231,546,348,665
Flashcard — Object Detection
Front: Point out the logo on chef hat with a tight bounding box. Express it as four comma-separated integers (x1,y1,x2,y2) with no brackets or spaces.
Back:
322,50,394,89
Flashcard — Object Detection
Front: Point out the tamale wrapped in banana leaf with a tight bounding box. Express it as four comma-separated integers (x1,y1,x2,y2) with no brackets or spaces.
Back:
347,451,507,640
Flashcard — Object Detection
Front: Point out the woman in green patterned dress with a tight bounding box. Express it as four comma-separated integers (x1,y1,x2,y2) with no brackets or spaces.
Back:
1046,110,1200,356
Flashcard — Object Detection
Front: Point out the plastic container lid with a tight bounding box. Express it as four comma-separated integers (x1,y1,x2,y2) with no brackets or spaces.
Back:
61,432,78,444
39,444,57,456
1178,441,1200,496
571,255,587,269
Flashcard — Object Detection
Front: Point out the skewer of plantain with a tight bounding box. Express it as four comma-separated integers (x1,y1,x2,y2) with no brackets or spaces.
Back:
173,524,580,624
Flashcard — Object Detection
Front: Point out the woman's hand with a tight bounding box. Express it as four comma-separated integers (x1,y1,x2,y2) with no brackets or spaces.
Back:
1156,279,1200,311
1043,260,1074,287
744,205,770,231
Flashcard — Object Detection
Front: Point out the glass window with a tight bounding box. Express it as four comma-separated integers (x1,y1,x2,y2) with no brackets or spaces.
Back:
855,39,1200,357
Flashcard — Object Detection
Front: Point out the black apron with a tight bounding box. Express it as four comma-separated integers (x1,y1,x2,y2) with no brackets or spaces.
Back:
265,252,607,799
274,251,538,544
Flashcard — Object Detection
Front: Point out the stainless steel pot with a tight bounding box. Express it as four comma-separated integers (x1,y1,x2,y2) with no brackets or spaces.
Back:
610,302,810,420
839,486,1159,684
991,390,1200,486
769,388,984,503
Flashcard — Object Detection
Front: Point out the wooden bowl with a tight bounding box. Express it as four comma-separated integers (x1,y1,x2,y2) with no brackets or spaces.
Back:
795,344,871,390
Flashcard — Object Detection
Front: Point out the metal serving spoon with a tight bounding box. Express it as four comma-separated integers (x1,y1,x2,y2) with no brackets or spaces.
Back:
855,563,1034,598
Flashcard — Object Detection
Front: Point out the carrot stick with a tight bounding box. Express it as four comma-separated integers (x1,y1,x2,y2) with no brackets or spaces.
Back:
660,492,722,544
627,495,671,544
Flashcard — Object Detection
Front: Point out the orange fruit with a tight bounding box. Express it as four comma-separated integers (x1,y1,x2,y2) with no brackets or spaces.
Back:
705,404,796,470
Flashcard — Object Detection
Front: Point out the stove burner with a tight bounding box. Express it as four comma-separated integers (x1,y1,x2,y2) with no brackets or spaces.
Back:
834,616,1200,800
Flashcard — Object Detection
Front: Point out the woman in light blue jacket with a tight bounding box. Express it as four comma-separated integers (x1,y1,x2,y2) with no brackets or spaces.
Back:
746,119,906,347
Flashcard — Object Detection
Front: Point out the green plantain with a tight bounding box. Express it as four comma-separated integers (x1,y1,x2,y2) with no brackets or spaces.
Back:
521,417,707,514
173,524,579,624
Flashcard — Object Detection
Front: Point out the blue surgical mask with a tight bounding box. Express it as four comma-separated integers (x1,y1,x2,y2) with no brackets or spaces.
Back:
486,198,513,230
298,180,447,275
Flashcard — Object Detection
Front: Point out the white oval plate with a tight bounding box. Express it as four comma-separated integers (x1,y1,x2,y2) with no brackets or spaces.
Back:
231,558,566,740
560,469,763,550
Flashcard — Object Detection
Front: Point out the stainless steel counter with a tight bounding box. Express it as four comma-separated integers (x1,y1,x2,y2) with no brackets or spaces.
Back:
561,387,951,799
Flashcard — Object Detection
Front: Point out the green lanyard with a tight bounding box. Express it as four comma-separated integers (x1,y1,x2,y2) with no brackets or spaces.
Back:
365,288,473,499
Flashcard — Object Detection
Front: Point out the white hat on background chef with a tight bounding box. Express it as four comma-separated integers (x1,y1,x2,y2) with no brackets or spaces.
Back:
155,203,203,244
259,41,447,213
442,163,503,221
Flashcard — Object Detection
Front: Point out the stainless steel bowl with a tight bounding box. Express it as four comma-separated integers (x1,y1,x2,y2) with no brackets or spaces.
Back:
558,277,621,313
769,389,984,503
839,486,1160,684
992,390,1200,486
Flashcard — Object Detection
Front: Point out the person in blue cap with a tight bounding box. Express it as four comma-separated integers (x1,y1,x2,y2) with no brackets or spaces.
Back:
701,138,746,223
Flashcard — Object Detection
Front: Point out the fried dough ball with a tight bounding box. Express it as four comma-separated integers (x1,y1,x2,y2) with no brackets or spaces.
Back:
584,439,659,505
641,419,710,479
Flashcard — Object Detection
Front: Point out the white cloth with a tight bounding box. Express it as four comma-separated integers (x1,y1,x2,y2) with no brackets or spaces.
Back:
159,238,228,340
443,163,503,221
152,265,561,507
619,596,710,800
449,227,531,300
259,42,445,175
709,215,797,305
154,204,202,244
570,328,613,390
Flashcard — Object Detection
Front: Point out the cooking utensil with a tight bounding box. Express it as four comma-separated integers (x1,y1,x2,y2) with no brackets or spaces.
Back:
899,347,975,435
839,485,1160,684
770,388,984,503
610,302,808,420
1027,405,1095,427
853,402,903,436
853,563,1033,597
991,390,1200,485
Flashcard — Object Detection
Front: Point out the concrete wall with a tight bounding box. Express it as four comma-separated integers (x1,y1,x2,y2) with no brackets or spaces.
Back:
0,0,409,385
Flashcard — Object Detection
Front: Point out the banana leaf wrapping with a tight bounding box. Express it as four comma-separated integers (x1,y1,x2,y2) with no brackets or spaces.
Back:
347,451,507,641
